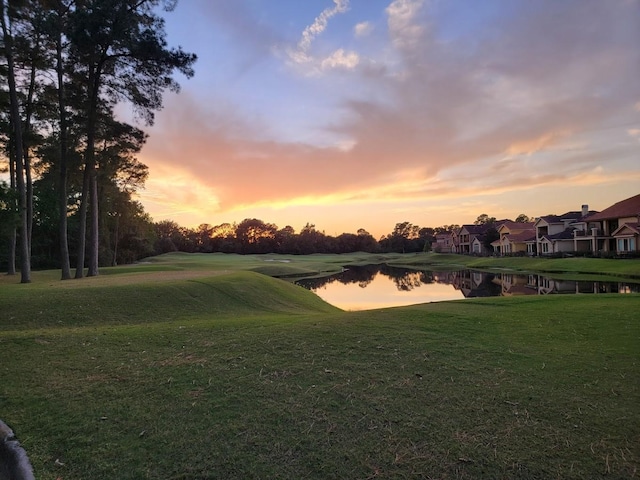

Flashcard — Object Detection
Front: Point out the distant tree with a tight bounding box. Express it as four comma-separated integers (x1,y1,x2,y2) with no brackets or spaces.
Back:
299,223,329,254
0,181,18,238
475,214,496,226
154,220,182,254
435,224,459,234
483,227,500,253
194,224,214,252
418,227,435,252
210,222,237,253
382,222,421,253
235,218,277,253
355,228,379,253
335,233,358,253
515,213,531,223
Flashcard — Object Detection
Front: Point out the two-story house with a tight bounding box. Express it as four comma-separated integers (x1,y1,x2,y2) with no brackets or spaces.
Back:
455,223,503,255
535,205,596,255
584,194,640,254
492,221,536,256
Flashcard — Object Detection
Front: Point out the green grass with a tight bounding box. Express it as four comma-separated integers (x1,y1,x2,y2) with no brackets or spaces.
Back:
1,253,639,479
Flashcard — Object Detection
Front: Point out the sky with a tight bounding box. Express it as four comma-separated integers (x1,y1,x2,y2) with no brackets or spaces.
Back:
133,0,640,238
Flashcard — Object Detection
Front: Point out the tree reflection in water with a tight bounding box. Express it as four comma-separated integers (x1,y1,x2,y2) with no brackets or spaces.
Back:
298,264,430,291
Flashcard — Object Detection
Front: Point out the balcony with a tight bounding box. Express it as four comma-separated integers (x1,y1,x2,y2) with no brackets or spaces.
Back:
573,228,602,238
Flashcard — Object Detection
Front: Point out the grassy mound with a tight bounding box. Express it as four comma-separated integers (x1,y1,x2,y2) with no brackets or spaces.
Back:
0,271,339,331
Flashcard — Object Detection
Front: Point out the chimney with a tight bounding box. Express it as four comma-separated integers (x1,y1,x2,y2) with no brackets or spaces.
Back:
582,204,588,217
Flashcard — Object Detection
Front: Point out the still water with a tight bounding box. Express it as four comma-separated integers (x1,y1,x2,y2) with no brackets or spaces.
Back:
295,265,640,311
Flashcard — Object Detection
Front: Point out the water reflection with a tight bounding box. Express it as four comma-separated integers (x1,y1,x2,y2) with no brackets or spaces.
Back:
296,265,640,310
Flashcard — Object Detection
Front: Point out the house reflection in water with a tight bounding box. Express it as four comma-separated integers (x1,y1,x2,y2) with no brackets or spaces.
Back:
448,270,640,297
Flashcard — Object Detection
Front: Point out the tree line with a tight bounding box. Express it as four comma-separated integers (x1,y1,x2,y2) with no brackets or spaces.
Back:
152,219,462,256
150,213,531,256
1,0,196,283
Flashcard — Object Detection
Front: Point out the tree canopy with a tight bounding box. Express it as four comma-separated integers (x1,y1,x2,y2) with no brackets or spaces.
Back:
0,0,196,279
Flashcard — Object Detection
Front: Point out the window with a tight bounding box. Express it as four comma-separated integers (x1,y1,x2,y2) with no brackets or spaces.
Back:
542,242,550,253
617,238,636,252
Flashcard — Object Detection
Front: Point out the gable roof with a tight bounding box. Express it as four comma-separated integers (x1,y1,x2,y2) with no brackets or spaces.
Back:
611,222,640,237
537,215,562,225
588,194,640,222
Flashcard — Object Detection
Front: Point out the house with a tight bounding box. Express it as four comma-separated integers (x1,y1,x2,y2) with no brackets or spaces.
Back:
492,221,536,256
455,224,487,254
535,205,597,255
454,221,507,255
434,232,454,253
584,194,640,254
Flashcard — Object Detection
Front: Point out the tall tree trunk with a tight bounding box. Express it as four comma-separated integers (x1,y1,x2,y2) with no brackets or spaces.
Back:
6,139,16,275
86,90,99,277
1,0,31,283
112,214,119,266
24,51,37,256
75,165,89,278
88,154,99,276
56,16,71,280
77,64,101,277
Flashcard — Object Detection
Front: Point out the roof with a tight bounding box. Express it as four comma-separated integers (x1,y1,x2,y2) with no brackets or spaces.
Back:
588,194,640,222
506,231,536,243
498,220,535,235
541,228,576,241
559,211,586,221
461,220,512,234
611,222,640,236
459,224,490,235
537,215,562,224
537,210,597,224
499,221,535,231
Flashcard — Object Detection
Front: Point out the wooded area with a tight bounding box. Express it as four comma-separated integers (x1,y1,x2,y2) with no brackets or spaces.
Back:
0,0,195,282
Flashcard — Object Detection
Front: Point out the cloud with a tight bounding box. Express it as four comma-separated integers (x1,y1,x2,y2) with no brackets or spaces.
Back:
386,0,426,51
290,0,350,65
354,21,373,37
505,130,572,156
321,49,360,70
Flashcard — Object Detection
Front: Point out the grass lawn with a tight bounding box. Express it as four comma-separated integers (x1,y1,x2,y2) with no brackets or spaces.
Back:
1,253,639,479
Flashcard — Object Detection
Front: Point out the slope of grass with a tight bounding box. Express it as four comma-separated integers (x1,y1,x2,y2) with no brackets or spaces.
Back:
1,259,639,479
0,270,338,331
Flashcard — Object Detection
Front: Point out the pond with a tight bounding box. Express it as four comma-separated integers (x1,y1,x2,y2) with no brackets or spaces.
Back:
295,265,640,311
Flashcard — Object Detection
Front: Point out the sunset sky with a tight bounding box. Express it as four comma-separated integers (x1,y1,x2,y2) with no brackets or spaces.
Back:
135,0,640,238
